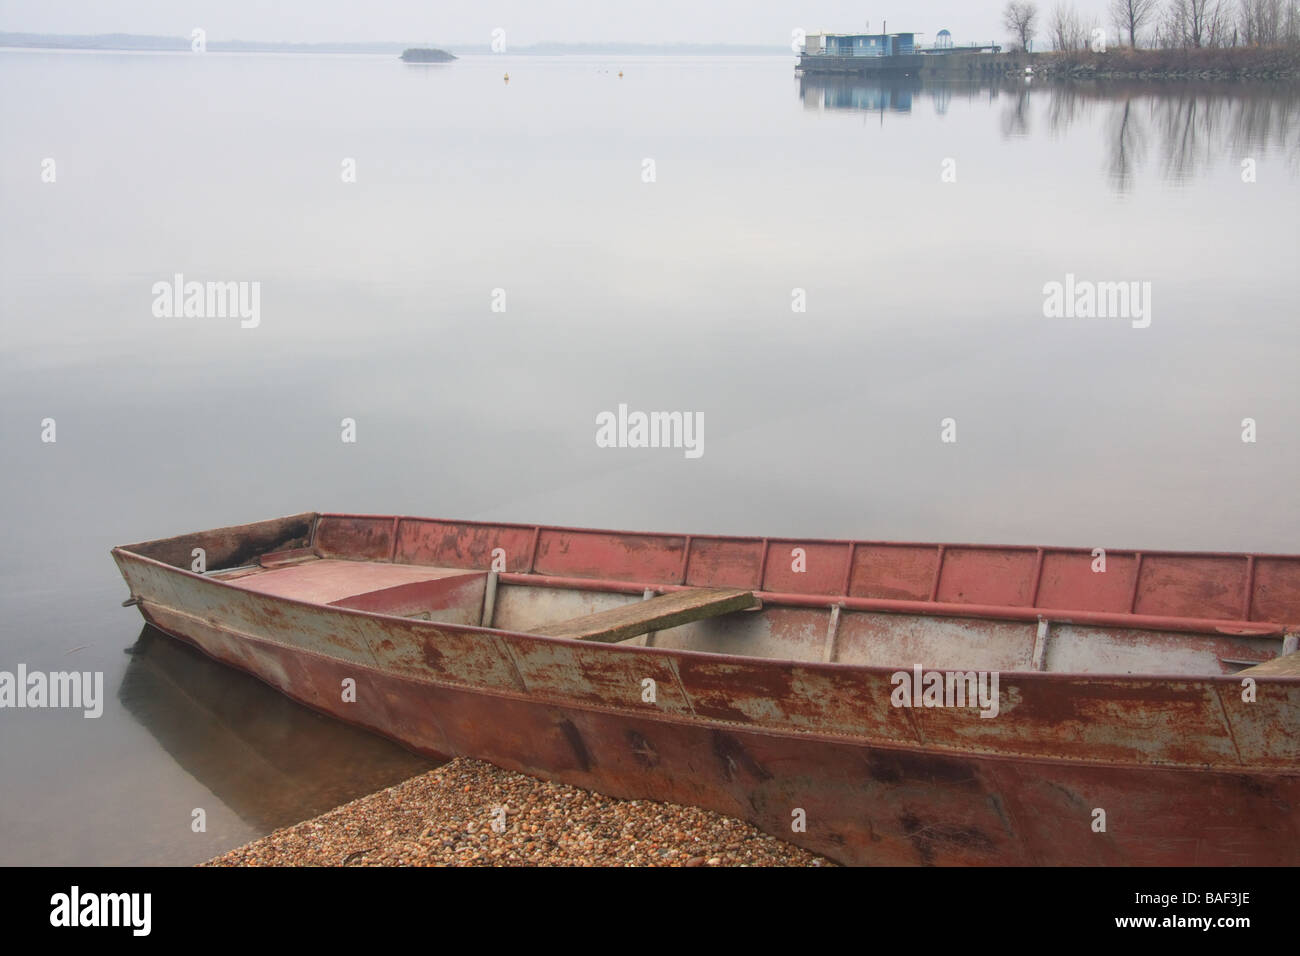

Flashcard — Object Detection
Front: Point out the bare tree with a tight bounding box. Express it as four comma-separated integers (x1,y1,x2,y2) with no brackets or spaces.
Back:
1050,2,1090,49
1003,1,1042,50
1163,0,1232,47
1109,0,1160,45
1207,0,1235,44
1239,0,1285,44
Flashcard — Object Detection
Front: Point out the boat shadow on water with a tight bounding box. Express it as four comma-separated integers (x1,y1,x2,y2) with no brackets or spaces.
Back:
118,625,436,834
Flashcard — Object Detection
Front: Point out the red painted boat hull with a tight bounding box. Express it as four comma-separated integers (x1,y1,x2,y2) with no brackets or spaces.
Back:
112,512,1300,866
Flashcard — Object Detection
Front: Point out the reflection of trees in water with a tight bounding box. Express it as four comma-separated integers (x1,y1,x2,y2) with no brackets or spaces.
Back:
1135,86,1299,184
1035,82,1300,189
798,75,1299,187
1158,93,1213,182
1107,98,1150,192
1046,82,1089,135
1001,87,1034,137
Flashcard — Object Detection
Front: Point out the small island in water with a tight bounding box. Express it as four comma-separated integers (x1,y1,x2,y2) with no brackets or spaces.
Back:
400,48,456,63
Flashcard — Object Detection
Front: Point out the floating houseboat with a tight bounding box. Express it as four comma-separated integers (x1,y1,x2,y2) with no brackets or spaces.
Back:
800,28,1009,75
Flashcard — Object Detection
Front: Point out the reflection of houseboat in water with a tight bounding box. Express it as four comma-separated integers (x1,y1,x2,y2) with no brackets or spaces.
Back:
799,27,1015,76
798,74,1017,118
800,74,924,113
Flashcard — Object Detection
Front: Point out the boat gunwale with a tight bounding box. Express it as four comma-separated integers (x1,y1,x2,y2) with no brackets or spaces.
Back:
318,511,1300,562
320,512,1300,634
110,545,1300,685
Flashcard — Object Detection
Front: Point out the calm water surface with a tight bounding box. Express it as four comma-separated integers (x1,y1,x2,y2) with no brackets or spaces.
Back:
1,51,1297,864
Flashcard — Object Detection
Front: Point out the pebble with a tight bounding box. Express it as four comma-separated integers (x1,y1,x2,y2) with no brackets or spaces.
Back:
204,757,832,867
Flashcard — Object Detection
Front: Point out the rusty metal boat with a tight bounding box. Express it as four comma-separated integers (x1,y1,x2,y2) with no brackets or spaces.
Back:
112,512,1300,865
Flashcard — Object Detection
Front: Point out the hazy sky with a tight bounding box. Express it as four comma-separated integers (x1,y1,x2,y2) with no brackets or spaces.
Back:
0,0,1118,46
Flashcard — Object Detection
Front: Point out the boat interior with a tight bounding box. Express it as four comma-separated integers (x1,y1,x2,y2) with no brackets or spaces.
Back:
122,512,1300,678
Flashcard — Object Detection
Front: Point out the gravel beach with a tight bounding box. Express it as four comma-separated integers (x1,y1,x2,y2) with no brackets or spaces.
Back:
206,757,832,867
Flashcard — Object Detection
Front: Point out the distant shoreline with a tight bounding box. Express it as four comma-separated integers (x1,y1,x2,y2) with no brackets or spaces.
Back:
0,32,790,56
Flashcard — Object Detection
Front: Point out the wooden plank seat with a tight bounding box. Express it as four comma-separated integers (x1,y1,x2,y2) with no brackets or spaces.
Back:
531,588,760,643
1238,650,1300,677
